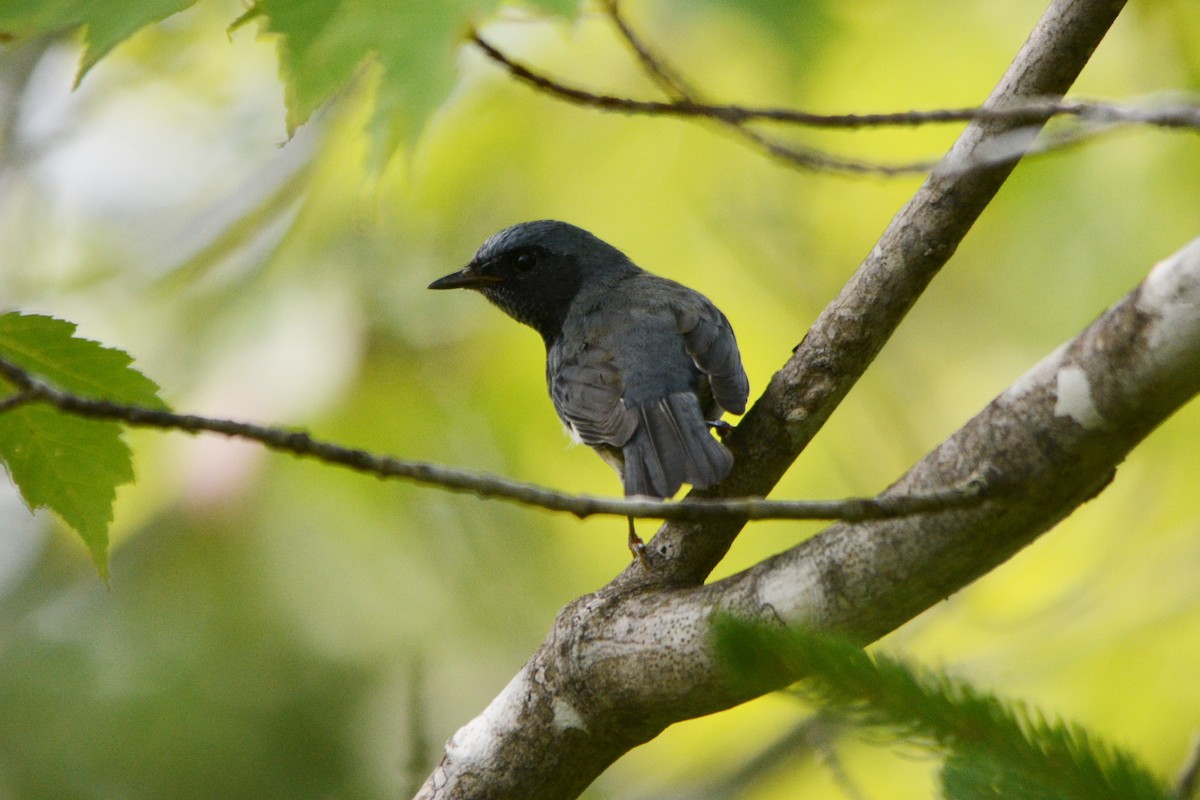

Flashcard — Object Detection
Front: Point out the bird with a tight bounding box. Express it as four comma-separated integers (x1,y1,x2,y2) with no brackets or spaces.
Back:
429,220,749,561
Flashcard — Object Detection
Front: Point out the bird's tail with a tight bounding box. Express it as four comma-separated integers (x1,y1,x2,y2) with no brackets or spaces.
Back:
621,393,734,498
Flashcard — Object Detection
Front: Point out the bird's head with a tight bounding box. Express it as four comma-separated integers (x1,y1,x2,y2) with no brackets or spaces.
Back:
429,220,634,344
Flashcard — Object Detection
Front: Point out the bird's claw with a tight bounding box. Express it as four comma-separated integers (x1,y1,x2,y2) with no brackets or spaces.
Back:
707,419,735,441
627,517,651,570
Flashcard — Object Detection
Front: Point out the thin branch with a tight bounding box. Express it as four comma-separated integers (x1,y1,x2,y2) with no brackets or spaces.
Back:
468,28,1199,175
471,29,1200,130
597,2,925,176
468,28,931,174
602,0,694,100
0,355,987,524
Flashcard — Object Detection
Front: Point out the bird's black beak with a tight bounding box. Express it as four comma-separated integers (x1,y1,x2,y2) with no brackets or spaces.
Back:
428,263,501,290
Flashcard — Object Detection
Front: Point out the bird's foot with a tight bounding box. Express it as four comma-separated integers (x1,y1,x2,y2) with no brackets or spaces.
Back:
707,419,735,441
627,517,651,570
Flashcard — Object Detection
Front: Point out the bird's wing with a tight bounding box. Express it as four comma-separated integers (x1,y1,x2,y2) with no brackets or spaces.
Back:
547,343,639,448
549,286,745,498
676,298,750,415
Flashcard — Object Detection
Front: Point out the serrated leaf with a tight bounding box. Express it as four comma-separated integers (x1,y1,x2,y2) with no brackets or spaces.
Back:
238,0,578,168
0,0,201,83
0,407,131,577
77,0,198,81
0,313,167,576
1,0,580,166
0,313,166,408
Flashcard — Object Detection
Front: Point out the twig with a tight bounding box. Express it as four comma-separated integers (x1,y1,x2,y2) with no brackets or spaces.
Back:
468,28,1199,175
602,0,694,100
471,29,1200,130
597,2,914,175
0,355,988,523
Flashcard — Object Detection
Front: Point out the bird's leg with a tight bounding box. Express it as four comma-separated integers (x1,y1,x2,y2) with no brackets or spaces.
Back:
627,516,650,569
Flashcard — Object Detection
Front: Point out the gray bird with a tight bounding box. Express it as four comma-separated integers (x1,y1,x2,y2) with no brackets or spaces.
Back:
429,220,749,556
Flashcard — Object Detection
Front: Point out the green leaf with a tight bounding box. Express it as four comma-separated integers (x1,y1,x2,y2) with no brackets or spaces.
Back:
712,618,1171,800
942,752,1064,800
0,407,129,577
0,0,581,167
0,0,201,83
235,0,579,168
0,314,167,407
0,313,167,576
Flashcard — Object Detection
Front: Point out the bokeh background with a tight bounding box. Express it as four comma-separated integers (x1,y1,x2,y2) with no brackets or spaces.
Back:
1,0,1199,797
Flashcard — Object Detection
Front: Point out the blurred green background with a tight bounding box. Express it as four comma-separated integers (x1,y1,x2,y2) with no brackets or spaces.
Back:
1,0,1199,797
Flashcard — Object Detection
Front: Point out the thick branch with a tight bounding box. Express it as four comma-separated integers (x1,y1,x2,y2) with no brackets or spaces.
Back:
417,234,1200,799
720,237,1200,640
643,0,1130,586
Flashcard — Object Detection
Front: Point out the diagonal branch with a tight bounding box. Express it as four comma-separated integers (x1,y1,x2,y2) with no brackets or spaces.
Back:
641,0,1131,587
600,0,694,101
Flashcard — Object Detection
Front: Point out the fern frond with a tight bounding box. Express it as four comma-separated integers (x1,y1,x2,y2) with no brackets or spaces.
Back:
714,618,1169,800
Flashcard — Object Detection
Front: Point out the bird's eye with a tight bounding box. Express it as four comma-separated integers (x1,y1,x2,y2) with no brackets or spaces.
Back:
513,252,537,273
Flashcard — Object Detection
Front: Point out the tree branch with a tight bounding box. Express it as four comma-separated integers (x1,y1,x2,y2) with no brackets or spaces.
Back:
473,32,1197,131
416,231,1200,799
416,1,1144,797
0,356,987,524
469,7,1196,176
641,0,1130,587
